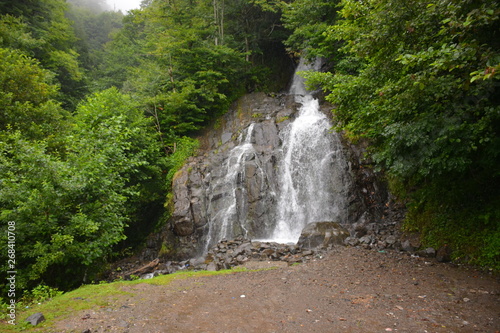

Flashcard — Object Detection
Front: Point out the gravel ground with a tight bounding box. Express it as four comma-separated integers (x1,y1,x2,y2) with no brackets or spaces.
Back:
55,246,499,333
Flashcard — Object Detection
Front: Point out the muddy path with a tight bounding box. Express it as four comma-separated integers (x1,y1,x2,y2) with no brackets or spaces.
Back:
54,247,499,333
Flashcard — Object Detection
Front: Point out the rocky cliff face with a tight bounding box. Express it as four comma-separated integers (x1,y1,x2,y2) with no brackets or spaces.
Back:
144,92,390,260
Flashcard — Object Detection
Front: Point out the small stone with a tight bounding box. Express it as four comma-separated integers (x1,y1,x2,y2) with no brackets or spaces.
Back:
206,262,218,271
344,237,359,247
385,235,397,245
359,235,372,244
26,312,45,326
401,240,414,252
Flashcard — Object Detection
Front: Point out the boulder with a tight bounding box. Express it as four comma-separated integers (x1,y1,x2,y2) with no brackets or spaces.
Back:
26,312,45,326
297,222,349,249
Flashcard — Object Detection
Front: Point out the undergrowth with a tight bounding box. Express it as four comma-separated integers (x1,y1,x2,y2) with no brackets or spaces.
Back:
402,176,500,271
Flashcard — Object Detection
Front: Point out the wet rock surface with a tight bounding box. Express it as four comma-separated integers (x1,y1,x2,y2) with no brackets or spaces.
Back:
297,221,350,249
149,92,388,259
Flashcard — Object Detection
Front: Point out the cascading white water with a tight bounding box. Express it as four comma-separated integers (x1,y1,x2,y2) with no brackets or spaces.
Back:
202,58,350,251
204,123,262,251
270,58,349,243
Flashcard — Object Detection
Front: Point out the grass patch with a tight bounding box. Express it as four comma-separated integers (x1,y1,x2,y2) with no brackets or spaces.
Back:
0,267,248,332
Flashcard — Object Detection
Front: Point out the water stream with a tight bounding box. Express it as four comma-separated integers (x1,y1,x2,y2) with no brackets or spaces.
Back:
270,58,349,243
204,123,262,251
204,58,350,249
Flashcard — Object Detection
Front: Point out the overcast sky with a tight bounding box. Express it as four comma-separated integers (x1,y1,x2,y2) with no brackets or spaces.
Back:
106,0,143,12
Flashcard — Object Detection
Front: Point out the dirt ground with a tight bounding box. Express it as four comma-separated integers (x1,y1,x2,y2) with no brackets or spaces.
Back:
54,247,499,333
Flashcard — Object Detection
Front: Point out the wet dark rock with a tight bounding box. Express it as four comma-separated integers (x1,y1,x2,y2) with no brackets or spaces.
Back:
401,240,415,253
417,247,436,258
297,222,350,249
144,92,392,260
26,312,45,326
353,223,368,237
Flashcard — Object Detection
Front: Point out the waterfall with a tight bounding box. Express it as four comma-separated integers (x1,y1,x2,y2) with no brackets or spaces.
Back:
200,57,350,251
270,58,349,243
204,123,263,251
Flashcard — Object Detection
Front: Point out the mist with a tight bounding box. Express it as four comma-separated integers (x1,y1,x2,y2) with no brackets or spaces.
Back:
67,0,112,12
105,0,144,12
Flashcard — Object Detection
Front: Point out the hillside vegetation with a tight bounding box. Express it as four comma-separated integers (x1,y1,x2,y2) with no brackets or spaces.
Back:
0,0,498,302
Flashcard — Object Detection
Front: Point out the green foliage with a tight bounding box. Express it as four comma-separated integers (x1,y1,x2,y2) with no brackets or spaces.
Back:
20,284,64,305
71,87,168,249
405,178,500,269
166,136,200,186
0,88,167,293
295,0,500,269
123,0,251,136
280,0,341,60
0,0,87,108
67,4,124,76
92,11,143,90
324,0,500,182
0,130,128,290
0,47,70,143
100,0,293,139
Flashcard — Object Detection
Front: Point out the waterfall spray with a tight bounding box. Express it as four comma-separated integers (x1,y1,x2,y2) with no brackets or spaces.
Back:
270,58,349,243
204,123,264,251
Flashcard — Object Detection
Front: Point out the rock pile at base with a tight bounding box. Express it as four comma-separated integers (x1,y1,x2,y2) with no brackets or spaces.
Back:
108,220,446,282
107,237,329,281
203,237,324,271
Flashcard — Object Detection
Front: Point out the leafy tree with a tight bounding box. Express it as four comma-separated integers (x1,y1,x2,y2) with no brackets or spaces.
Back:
0,47,70,145
223,0,293,91
0,129,128,290
0,88,166,292
67,4,124,75
0,0,86,108
122,0,249,139
280,0,340,60
300,0,499,267
94,9,147,90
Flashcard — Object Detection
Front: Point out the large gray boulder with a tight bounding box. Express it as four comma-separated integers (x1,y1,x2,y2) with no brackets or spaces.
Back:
297,222,350,249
